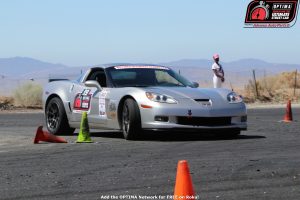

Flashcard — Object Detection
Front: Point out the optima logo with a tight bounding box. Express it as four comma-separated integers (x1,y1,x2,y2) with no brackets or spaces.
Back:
244,0,299,28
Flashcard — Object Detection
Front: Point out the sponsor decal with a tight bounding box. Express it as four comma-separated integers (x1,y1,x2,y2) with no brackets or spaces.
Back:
107,101,117,119
73,89,92,112
109,102,116,112
99,90,109,118
244,0,299,28
114,65,169,70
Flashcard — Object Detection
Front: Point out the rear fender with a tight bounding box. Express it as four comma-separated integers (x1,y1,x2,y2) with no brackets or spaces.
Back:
43,81,74,115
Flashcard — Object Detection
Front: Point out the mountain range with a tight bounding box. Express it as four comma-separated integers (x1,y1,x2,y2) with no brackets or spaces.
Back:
1,57,299,77
0,57,299,95
0,57,68,77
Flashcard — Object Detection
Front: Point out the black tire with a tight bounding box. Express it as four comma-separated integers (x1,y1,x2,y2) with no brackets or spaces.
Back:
122,98,142,140
45,97,75,135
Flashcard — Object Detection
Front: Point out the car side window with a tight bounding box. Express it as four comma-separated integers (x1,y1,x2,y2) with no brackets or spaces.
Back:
87,70,107,87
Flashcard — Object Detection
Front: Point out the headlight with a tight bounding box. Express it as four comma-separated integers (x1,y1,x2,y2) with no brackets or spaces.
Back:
227,92,243,103
146,92,177,104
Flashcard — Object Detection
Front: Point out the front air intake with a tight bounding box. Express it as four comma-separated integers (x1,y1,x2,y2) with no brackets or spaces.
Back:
177,117,231,126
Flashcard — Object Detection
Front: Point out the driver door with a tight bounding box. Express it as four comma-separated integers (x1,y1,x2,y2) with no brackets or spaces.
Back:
71,69,108,128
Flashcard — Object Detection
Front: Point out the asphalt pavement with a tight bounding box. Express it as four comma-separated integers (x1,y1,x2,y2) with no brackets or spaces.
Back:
0,108,300,200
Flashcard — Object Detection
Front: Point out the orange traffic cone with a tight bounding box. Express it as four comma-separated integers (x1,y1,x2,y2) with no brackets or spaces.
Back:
34,126,67,144
174,160,196,200
283,100,293,122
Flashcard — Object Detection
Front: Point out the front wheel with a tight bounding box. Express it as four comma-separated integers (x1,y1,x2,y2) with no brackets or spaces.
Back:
122,98,142,140
45,97,75,135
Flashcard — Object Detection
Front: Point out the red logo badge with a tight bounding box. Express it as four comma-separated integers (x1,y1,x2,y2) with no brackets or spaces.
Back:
245,0,299,28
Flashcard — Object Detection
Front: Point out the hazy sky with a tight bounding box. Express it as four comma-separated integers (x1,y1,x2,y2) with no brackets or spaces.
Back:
0,0,299,66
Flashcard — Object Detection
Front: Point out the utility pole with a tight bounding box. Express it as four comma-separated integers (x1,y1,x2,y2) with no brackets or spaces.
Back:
252,69,259,99
294,69,297,97
230,81,234,91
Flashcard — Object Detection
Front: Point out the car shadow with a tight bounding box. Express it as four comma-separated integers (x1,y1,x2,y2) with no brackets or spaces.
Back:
136,132,265,142
83,131,266,142
89,131,124,139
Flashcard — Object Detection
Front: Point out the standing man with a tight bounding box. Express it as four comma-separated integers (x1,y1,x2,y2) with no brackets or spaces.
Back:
212,54,225,88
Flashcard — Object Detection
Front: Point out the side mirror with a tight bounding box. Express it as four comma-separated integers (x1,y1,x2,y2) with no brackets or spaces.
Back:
192,82,199,88
84,80,102,90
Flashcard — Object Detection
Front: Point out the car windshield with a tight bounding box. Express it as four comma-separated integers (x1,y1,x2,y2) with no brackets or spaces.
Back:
106,65,194,88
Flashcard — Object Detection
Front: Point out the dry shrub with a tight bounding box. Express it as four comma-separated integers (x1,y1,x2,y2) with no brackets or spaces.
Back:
0,96,13,104
13,82,43,107
243,71,299,103
0,96,14,110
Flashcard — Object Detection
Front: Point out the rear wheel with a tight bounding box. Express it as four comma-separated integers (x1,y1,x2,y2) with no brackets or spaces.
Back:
45,97,75,135
122,98,142,140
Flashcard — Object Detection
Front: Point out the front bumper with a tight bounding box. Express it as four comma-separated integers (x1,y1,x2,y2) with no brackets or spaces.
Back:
142,119,247,130
140,102,247,130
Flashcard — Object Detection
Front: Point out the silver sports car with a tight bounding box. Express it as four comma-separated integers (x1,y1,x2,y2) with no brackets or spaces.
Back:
43,65,247,140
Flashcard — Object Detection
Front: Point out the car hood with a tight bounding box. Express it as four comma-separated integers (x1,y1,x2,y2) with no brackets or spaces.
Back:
144,87,231,101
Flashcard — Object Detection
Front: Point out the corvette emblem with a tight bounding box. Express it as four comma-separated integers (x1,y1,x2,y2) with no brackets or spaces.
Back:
188,109,192,117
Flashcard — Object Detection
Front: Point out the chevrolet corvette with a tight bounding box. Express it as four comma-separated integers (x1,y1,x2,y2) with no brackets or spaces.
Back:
43,65,247,140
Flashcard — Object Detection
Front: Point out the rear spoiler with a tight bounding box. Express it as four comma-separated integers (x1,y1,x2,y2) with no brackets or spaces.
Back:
48,78,69,82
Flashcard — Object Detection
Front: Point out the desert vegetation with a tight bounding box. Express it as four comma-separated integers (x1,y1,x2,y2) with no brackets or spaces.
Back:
0,82,42,110
242,71,299,103
13,82,43,107
0,96,14,110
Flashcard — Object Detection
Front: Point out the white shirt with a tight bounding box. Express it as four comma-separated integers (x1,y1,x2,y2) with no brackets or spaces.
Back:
211,63,224,78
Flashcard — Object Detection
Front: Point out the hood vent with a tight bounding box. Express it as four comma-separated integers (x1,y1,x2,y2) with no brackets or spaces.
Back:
194,99,212,106
194,99,210,102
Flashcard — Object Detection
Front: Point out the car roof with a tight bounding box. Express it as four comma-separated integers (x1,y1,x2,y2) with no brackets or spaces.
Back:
91,64,168,70
80,64,170,82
